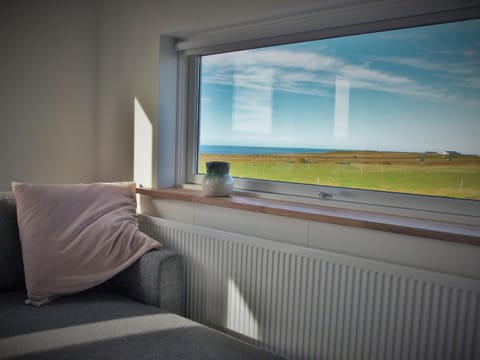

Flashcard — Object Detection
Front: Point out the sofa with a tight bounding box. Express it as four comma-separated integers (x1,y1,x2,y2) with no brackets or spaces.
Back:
0,193,284,360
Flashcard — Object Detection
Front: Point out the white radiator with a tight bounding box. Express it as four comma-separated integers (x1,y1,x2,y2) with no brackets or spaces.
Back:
138,215,480,360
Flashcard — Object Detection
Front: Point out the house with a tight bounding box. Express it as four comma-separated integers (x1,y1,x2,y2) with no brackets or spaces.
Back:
1,1,479,359
442,151,461,156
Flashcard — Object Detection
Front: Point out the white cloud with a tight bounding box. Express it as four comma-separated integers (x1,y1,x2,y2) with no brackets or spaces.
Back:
463,48,480,58
372,56,478,75
340,64,411,84
202,47,466,103
203,49,341,71
466,77,480,89
202,60,332,97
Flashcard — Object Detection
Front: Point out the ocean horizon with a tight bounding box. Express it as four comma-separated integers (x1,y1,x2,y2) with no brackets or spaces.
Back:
199,145,474,156
199,145,339,155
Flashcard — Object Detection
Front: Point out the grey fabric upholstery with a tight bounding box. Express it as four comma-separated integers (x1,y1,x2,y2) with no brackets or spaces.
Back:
0,289,163,338
109,249,184,315
0,290,285,360
0,192,24,290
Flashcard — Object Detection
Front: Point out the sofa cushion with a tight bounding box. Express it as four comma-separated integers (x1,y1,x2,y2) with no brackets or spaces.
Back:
0,193,24,290
0,289,285,360
11,182,161,306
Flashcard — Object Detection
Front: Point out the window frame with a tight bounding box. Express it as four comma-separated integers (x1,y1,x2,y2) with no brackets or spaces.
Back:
178,7,480,219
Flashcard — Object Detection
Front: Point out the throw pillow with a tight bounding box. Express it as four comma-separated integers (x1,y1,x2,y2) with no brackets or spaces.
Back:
11,182,160,306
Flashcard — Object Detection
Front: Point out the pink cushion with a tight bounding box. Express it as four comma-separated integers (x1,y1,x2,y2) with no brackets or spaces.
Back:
11,182,160,306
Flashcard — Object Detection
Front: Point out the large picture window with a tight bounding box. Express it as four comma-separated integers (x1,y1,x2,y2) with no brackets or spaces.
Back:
186,18,480,214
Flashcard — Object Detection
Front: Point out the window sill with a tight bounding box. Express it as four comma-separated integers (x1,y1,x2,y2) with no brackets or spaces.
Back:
136,187,480,246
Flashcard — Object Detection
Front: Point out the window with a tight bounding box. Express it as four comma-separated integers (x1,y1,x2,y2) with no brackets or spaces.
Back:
183,16,480,217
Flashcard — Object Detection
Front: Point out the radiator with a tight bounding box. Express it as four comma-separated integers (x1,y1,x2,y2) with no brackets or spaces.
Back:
138,215,480,360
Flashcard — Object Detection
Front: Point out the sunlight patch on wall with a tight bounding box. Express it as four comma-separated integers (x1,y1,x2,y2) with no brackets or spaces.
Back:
134,97,153,188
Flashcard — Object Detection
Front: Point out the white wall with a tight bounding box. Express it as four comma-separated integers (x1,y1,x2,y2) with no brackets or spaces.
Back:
0,0,99,191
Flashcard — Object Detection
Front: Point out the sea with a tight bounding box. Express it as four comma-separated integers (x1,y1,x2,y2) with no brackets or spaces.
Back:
199,145,337,155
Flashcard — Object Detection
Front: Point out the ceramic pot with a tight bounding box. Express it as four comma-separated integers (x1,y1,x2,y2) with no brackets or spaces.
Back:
202,161,233,196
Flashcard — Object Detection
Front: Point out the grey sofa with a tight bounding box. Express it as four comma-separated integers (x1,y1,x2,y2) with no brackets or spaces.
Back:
0,194,284,360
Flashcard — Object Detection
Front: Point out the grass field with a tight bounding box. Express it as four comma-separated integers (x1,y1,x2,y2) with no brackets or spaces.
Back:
199,151,480,200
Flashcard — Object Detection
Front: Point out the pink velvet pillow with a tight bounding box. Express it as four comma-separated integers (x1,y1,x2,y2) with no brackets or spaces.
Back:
11,182,160,306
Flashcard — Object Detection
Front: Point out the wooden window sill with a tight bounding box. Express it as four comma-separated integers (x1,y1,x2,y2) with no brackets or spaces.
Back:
136,187,480,246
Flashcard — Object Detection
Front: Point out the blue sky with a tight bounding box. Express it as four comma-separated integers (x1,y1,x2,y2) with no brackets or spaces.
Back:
199,19,480,154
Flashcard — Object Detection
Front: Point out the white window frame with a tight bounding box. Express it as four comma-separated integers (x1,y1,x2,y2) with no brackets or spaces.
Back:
174,2,480,220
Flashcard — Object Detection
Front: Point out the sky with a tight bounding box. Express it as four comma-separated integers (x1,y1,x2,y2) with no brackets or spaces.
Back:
199,19,480,154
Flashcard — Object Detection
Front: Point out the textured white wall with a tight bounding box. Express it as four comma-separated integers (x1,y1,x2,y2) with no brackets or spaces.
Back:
0,0,98,190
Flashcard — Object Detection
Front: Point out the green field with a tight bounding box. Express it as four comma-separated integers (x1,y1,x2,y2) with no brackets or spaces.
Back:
200,151,480,200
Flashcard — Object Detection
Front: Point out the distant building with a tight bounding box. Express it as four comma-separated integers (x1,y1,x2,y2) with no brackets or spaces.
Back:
442,151,461,155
